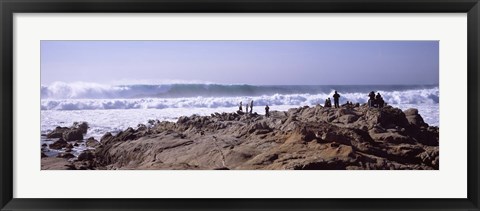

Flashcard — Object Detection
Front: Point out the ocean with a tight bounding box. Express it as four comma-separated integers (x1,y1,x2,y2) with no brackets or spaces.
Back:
41,82,439,140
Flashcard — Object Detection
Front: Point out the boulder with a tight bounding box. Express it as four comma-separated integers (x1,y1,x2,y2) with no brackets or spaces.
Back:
404,108,428,127
78,151,95,161
73,122,89,134
86,137,100,148
49,139,68,150
46,126,69,138
63,129,83,142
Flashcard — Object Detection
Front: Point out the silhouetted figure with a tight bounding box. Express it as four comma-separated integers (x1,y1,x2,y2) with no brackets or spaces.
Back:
368,91,376,107
245,102,249,114
324,98,332,107
239,101,243,111
265,105,270,117
250,100,254,114
376,93,385,108
333,91,340,108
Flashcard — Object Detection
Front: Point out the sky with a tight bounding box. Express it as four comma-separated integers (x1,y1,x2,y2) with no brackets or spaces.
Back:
41,41,439,85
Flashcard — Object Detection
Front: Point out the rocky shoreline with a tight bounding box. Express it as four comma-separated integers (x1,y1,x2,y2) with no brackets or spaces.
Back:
41,104,439,170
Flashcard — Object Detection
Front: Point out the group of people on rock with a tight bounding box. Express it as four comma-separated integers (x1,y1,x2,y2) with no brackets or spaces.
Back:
239,100,254,114
236,90,386,119
324,90,341,108
239,100,271,117
368,91,386,108
324,90,386,108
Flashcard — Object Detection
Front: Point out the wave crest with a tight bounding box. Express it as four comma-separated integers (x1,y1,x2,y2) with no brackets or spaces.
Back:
42,81,439,100
41,87,439,110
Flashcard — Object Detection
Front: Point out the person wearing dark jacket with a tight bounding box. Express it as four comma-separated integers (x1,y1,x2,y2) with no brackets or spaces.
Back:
250,100,254,114
333,91,341,108
376,93,385,108
265,105,270,117
324,98,331,107
368,91,376,107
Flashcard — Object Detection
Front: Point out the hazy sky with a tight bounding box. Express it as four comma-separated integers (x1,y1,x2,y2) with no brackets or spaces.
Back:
41,41,439,85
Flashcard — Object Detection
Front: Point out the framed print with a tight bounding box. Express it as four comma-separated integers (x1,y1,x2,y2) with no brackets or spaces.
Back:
1,0,479,210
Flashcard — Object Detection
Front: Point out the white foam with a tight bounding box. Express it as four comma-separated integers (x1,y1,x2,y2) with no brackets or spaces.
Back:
41,88,439,111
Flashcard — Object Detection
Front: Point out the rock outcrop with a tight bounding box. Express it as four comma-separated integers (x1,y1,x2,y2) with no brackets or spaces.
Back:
92,105,439,170
46,122,89,142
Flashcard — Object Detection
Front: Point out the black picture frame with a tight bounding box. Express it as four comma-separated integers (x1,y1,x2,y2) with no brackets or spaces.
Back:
1,0,479,210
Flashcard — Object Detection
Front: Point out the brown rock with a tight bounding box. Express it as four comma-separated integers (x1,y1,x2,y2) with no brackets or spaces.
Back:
63,129,83,142
45,105,439,170
49,139,68,150
46,126,69,138
78,151,95,161
86,137,100,148
404,108,428,127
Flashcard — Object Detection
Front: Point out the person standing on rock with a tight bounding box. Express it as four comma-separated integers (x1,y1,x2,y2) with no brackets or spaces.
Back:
245,102,249,114
239,101,243,111
250,100,254,114
333,91,341,108
265,105,270,117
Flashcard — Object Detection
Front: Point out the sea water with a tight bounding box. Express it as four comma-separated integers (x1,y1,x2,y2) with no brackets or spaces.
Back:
41,82,439,140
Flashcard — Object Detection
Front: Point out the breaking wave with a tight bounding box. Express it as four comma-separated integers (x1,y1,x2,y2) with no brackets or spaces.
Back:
41,87,439,110
42,81,438,99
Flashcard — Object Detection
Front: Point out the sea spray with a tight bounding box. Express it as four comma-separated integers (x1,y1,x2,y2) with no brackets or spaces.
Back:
41,88,439,111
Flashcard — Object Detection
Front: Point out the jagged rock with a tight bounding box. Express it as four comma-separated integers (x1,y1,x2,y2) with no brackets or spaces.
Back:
63,129,83,142
47,122,89,141
101,132,113,142
86,137,100,148
46,126,69,138
46,105,438,170
116,127,137,142
404,108,428,127
137,124,147,131
49,139,68,150
78,151,95,161
73,122,89,134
